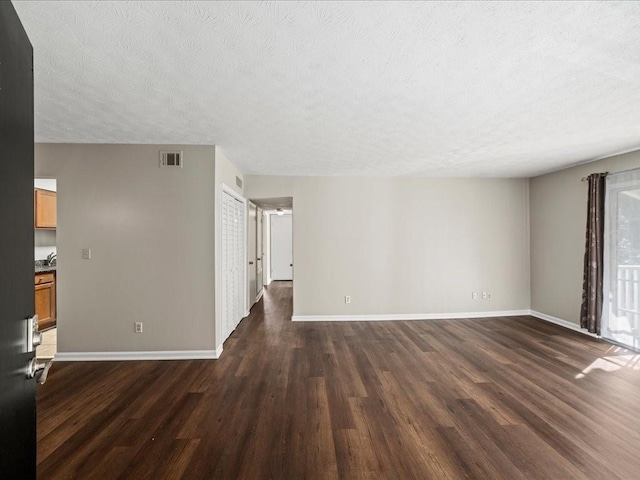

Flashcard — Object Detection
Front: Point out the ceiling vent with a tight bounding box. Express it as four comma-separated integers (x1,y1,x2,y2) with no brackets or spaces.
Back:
159,151,183,168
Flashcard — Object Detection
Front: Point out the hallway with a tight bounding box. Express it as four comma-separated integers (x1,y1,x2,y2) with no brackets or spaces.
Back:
38,281,640,479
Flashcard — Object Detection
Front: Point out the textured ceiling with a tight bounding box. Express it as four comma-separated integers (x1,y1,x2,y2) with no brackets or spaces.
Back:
12,1,640,177
251,197,293,210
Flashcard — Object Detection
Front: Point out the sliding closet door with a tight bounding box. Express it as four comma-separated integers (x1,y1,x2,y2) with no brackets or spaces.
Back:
603,170,640,350
221,190,246,340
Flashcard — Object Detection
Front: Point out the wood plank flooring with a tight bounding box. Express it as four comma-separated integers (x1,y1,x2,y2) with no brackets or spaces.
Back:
37,281,640,479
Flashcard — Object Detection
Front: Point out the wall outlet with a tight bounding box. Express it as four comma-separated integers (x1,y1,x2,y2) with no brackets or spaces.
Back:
135,322,143,333
482,292,490,300
472,292,478,300
82,248,92,260
345,295,351,304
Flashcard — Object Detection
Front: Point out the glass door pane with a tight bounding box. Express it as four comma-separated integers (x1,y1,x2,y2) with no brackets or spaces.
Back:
603,171,640,350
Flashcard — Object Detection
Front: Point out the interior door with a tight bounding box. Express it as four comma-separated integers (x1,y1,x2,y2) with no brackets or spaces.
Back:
0,3,37,478
248,202,257,305
270,214,293,281
256,208,263,296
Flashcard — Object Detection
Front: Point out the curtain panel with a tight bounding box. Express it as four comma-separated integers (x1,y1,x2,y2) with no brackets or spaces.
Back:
580,173,607,334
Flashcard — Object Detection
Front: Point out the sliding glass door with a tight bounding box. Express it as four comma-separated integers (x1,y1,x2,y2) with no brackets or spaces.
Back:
603,170,640,350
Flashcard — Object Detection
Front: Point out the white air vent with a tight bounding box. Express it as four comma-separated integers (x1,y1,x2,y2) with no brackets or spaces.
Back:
235,176,243,189
159,151,183,168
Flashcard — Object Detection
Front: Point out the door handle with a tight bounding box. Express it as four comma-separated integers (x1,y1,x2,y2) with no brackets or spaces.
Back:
26,357,53,384
27,315,41,352
249,261,254,265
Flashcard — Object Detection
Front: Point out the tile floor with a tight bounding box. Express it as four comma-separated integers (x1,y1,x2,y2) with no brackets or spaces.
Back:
36,327,56,359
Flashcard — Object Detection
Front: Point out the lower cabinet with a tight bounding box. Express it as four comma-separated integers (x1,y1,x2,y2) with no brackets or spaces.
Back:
35,272,56,330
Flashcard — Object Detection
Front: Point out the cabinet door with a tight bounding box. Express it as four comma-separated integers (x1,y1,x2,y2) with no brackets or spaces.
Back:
35,282,55,329
34,188,56,228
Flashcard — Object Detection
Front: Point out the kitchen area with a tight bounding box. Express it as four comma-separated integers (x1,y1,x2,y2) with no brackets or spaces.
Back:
34,179,57,359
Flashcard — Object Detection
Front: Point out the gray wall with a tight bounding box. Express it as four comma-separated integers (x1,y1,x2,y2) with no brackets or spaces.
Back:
246,175,531,317
530,150,640,324
35,143,218,354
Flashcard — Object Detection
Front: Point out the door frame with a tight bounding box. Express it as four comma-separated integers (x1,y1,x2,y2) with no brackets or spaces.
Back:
256,206,264,301
602,172,640,351
247,201,258,307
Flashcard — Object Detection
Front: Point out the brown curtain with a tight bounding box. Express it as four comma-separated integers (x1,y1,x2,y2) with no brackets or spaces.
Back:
580,173,607,334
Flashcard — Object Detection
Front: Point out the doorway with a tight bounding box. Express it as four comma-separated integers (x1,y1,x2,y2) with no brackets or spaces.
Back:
34,178,57,360
247,197,293,305
270,213,293,281
603,169,640,350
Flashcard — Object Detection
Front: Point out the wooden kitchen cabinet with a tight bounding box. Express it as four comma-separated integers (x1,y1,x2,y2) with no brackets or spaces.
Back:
34,188,57,228
35,272,56,330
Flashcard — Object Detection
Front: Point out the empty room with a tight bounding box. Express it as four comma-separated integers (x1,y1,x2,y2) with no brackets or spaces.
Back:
2,1,640,479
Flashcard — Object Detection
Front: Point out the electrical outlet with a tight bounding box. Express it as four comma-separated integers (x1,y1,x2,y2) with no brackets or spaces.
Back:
482,292,488,300
82,248,92,260
486,292,492,299
472,292,478,300
135,322,143,333
345,295,351,304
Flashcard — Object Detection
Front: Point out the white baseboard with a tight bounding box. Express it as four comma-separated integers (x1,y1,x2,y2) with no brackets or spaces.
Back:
292,310,531,322
528,310,599,338
55,348,223,362
291,309,600,339
256,290,264,302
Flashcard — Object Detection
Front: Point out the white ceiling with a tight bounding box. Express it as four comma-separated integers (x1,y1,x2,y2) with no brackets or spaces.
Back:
251,197,293,211
13,1,640,177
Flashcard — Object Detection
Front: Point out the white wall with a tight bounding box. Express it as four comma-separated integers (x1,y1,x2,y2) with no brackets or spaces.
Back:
34,178,57,192
530,150,640,324
245,175,530,317
35,144,218,355
34,229,56,261
244,175,294,199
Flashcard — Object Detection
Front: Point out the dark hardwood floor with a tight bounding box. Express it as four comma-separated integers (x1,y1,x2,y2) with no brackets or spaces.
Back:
38,281,640,479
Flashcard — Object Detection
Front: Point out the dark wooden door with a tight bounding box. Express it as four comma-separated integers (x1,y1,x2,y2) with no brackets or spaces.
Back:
0,2,36,478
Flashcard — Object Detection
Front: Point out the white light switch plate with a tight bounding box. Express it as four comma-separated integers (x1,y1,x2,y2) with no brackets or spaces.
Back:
82,248,91,260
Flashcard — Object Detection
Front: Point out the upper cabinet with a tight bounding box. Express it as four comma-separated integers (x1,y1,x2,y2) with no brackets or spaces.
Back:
34,188,57,229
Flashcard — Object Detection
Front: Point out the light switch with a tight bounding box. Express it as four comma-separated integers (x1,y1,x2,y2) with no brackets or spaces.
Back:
82,248,91,260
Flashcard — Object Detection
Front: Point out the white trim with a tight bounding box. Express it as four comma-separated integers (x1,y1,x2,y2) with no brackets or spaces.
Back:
292,310,601,339
529,310,600,338
256,289,264,303
54,349,223,362
292,310,530,322
244,309,250,318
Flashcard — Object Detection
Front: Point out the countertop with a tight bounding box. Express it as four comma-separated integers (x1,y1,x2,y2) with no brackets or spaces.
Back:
35,264,57,274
